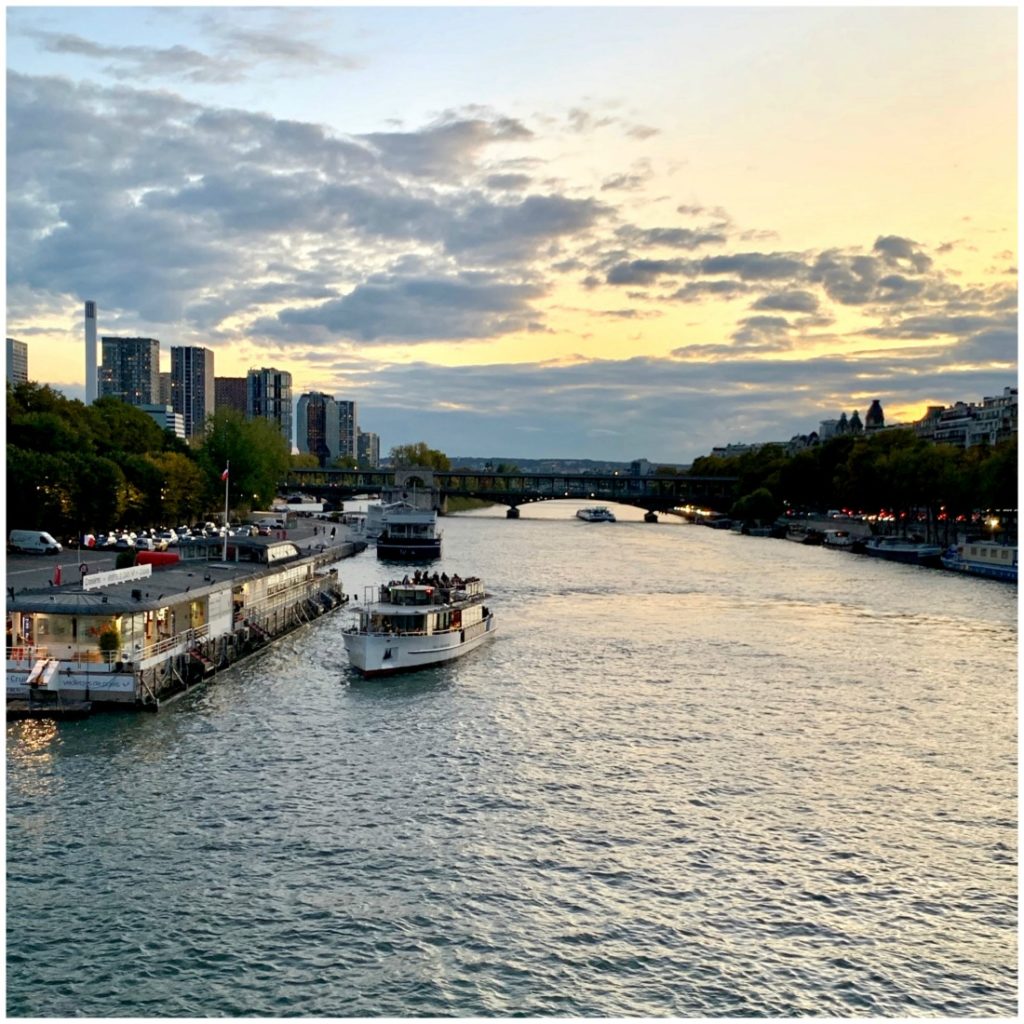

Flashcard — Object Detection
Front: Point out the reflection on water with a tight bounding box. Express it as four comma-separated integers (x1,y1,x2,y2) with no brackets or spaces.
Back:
6,505,1018,1016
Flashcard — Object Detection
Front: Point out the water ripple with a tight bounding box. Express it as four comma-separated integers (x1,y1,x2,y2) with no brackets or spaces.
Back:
7,510,1018,1016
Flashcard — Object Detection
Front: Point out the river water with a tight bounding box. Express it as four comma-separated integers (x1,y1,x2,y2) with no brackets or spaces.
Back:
6,503,1018,1017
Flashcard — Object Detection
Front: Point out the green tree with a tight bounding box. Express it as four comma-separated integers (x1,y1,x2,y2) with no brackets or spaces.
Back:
198,409,291,512
389,442,451,471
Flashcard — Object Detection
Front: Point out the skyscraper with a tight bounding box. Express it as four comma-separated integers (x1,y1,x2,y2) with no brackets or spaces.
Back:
215,376,247,415
84,300,97,403
99,336,160,406
6,338,28,384
337,399,358,460
170,345,215,439
357,429,380,468
247,367,293,448
297,392,340,466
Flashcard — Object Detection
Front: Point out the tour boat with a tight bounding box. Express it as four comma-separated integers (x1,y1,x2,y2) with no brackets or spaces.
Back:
343,575,496,676
863,536,943,566
576,506,616,522
940,540,1017,583
375,502,442,560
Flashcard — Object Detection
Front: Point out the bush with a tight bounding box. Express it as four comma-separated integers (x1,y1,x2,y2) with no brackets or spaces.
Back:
115,550,137,570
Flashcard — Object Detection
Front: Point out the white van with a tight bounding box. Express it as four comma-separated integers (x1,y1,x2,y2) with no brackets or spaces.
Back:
8,530,63,554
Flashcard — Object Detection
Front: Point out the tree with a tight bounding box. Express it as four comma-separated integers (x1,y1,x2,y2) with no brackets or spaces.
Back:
389,442,451,471
291,453,320,469
197,409,291,511
730,487,782,525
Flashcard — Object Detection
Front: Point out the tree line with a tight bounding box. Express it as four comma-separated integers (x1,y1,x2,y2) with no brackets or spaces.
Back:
689,428,1017,540
7,382,292,537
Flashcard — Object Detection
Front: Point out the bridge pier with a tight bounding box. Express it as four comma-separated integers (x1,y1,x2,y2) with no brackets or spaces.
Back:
644,511,658,523
506,507,520,519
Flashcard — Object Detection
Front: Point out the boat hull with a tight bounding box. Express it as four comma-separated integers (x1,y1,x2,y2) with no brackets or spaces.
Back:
344,616,496,676
940,556,1018,583
376,537,442,561
864,542,943,566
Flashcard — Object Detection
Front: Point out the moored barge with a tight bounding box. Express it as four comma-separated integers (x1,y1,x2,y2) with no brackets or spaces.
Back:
6,536,361,714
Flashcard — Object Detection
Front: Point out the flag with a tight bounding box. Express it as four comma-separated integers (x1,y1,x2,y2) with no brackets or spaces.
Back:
221,467,229,481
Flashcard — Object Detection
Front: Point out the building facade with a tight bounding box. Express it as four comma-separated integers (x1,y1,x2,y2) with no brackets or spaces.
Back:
99,336,160,406
140,404,186,439
915,387,1018,448
214,376,248,415
357,429,380,468
297,392,340,466
7,337,28,384
247,367,293,448
170,345,215,439
337,400,358,460
159,372,173,406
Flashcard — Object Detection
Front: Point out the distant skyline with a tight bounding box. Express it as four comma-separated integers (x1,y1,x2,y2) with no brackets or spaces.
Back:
6,5,1017,461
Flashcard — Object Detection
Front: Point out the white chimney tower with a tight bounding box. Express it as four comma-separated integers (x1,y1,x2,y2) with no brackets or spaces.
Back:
84,300,97,403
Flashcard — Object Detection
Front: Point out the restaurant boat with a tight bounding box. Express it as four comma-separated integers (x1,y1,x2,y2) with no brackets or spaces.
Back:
343,575,495,676
6,536,358,714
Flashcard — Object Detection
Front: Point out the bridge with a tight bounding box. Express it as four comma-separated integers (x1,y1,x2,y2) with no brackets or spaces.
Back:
283,468,739,520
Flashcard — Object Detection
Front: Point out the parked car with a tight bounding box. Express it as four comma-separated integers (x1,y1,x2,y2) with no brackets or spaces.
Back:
114,535,135,550
8,530,63,555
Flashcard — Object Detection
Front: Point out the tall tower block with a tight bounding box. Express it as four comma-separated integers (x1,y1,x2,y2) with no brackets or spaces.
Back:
84,300,98,403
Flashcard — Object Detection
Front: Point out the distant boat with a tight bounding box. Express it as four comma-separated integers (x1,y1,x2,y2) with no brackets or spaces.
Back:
822,529,856,550
376,502,442,561
576,506,616,522
863,536,943,566
941,540,1017,583
344,575,496,676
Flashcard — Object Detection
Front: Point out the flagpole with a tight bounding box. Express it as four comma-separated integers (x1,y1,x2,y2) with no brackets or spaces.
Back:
221,460,229,562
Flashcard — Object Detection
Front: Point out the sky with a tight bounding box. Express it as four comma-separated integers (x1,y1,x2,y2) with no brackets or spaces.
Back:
5,4,1018,462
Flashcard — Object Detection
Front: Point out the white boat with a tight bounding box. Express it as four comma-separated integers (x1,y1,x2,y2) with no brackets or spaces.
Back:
822,529,856,550
863,536,943,566
941,540,1017,583
576,507,616,522
375,502,442,560
343,575,496,676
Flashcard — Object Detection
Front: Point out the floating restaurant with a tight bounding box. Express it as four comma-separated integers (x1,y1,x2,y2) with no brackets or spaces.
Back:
6,536,361,716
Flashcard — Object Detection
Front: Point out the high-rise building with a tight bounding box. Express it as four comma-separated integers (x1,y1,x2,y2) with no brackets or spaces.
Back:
215,376,248,415
99,336,160,406
357,429,380,468
159,372,173,406
247,367,293,448
7,337,28,384
337,399,358,460
297,392,340,466
171,345,215,439
84,300,97,403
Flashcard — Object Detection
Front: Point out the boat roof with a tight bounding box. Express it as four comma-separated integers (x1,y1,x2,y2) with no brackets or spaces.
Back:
7,539,345,615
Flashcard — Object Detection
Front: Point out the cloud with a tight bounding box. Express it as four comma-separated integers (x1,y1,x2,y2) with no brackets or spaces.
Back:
615,225,727,249
873,234,932,273
485,173,532,190
750,290,819,313
606,259,691,285
264,272,546,343
361,115,532,179
731,315,793,348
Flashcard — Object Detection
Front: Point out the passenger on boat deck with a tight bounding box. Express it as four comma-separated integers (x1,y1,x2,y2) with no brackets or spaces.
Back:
452,574,462,587
413,570,422,583
402,575,410,584
440,572,450,587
